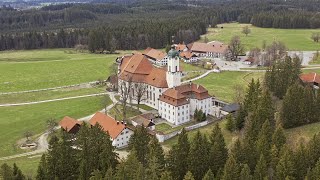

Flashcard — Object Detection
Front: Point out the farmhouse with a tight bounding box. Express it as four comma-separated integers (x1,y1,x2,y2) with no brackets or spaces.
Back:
118,46,212,125
142,47,168,66
174,43,188,52
59,116,82,134
299,72,320,88
89,112,134,148
187,41,229,59
179,51,199,63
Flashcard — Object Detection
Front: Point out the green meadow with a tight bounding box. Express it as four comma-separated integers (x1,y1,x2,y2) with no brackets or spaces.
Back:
0,49,122,92
0,96,109,157
202,23,320,51
195,71,264,102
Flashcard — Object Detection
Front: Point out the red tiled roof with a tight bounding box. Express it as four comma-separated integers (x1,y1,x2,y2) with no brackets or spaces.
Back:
143,47,167,61
180,51,198,59
59,116,82,133
175,43,187,51
188,42,228,54
89,112,126,139
159,83,211,107
300,72,320,84
118,54,168,88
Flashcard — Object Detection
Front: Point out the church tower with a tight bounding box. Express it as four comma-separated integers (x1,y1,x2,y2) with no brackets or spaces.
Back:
166,46,181,88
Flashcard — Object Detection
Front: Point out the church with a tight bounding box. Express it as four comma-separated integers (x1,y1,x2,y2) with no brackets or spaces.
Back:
117,47,212,125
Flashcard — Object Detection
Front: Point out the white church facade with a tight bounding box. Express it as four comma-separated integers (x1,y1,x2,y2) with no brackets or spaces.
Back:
117,47,212,125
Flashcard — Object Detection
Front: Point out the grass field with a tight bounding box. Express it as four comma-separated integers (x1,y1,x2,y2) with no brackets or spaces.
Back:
0,96,108,157
180,61,205,72
1,156,41,179
202,23,320,51
0,49,123,93
0,87,106,104
195,71,264,102
108,104,142,120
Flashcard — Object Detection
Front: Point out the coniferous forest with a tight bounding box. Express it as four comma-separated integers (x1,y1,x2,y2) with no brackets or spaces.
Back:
1,0,320,51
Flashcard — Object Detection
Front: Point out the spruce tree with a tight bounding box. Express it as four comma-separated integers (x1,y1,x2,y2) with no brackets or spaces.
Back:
36,154,47,180
202,169,214,180
256,120,272,164
146,156,162,180
160,171,173,180
13,163,25,180
311,158,320,180
225,114,235,132
128,126,150,166
275,147,295,180
272,124,286,151
293,141,308,180
104,167,113,180
46,135,60,180
240,164,252,180
235,104,247,130
253,155,268,180
0,163,13,180
183,171,195,180
222,153,240,180
209,124,228,176
167,128,190,180
188,131,210,180
147,136,165,170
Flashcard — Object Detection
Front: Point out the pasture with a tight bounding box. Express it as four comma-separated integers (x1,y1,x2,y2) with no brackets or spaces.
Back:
0,49,121,93
202,23,320,51
195,71,264,102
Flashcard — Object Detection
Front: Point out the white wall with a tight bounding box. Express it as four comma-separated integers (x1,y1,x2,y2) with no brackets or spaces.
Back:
112,127,133,148
159,101,190,125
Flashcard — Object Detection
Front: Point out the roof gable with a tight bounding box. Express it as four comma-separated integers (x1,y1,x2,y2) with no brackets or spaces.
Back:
89,112,126,139
59,116,82,133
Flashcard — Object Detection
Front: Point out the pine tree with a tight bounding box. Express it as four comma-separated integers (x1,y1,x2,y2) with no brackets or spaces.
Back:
183,171,195,180
146,156,162,180
128,126,150,166
209,124,228,176
253,155,268,180
46,135,60,180
167,128,190,180
202,169,214,180
90,170,103,180
188,131,210,180
310,158,320,180
13,163,25,180
36,154,47,180
222,153,240,180
225,114,235,132
240,164,252,180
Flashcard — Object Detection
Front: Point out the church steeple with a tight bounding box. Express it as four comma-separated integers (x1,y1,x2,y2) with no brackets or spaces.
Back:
166,45,181,88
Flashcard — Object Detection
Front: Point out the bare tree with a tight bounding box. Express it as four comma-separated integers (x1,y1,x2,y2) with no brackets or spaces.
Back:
23,131,33,143
134,83,148,111
262,40,267,51
242,26,251,36
265,41,287,65
311,32,320,43
204,36,209,43
47,118,58,134
229,36,244,61
101,94,111,114
118,77,133,119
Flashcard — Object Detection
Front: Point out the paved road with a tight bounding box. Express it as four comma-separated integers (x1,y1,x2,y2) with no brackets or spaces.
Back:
0,93,108,107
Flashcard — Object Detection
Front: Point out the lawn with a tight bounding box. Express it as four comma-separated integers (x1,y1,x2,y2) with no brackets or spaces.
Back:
0,95,108,157
0,49,121,92
0,156,41,179
201,23,320,51
108,104,142,120
285,122,320,146
195,71,264,102
156,123,173,132
182,71,204,81
180,61,205,72
0,87,106,104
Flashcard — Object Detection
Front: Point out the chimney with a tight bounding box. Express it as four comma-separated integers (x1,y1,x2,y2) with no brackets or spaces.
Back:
124,122,127,126
121,121,124,124
117,121,120,125
197,84,199,89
